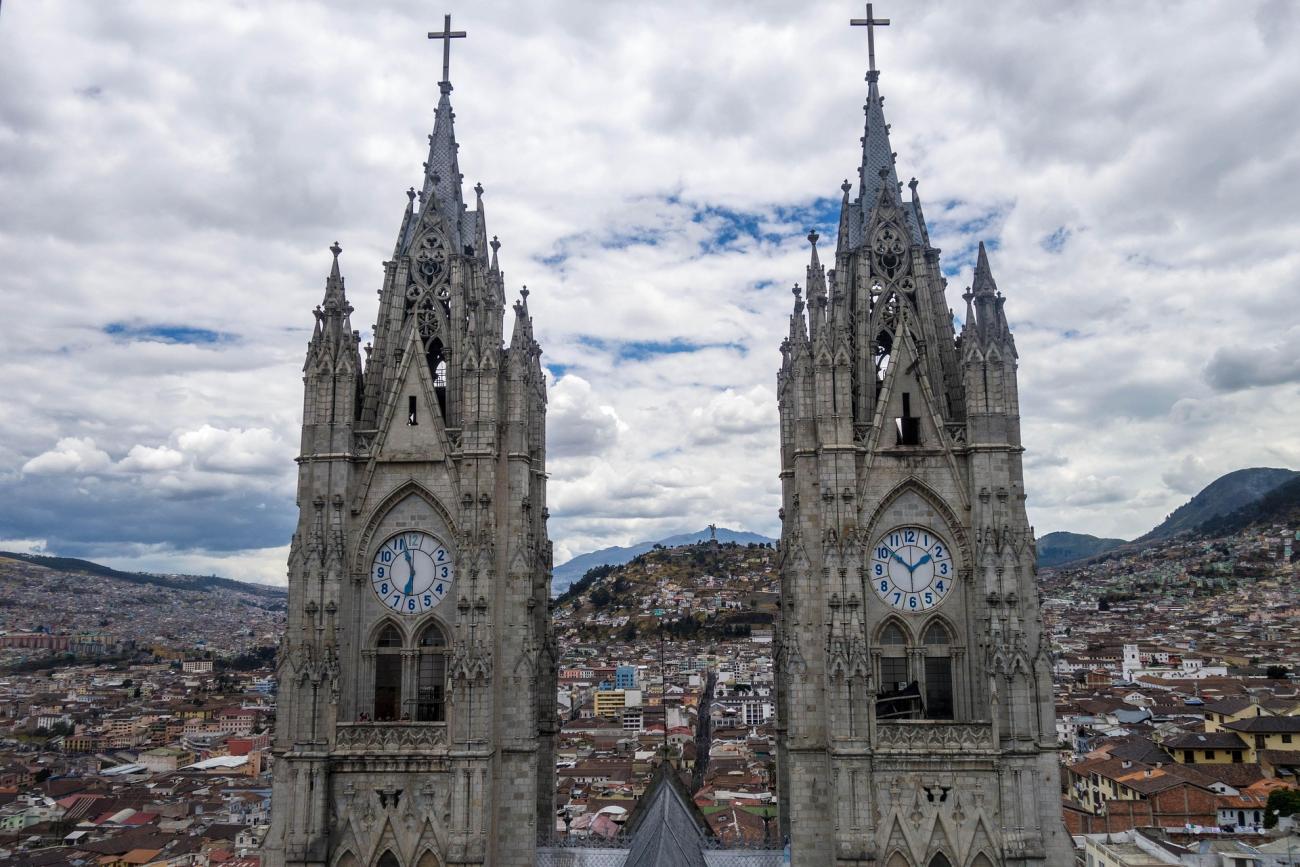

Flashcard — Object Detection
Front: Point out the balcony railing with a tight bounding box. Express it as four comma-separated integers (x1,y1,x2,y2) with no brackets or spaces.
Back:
334,722,448,753
876,720,994,753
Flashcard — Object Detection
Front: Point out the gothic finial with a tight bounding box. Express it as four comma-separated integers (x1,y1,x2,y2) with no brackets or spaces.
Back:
407,187,416,202
908,176,918,192
520,285,529,301
841,179,852,195
474,181,484,198
330,241,342,259
807,229,820,247
490,235,500,253
792,283,802,298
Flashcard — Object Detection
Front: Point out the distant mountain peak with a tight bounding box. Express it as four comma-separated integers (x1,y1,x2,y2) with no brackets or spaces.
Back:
1141,467,1298,541
1035,531,1126,568
552,527,776,595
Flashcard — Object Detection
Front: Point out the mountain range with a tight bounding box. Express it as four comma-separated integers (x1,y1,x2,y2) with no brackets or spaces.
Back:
553,466,1299,585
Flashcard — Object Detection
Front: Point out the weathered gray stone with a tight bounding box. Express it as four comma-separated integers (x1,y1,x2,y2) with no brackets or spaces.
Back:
773,66,1073,867
262,53,554,867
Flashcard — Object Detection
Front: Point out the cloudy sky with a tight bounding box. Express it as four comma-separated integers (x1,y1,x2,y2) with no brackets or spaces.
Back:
3,1,1298,585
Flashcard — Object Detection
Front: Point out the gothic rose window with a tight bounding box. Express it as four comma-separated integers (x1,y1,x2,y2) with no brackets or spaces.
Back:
416,622,449,723
373,624,403,722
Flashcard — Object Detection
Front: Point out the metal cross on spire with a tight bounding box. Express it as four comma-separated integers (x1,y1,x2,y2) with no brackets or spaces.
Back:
850,3,891,74
427,13,467,85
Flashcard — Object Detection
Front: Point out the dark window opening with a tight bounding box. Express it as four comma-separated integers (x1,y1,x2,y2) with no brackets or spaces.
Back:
1205,750,1216,760
1232,750,1243,763
1184,750,1195,764
925,656,954,720
407,395,418,426
374,624,403,721
880,657,908,692
416,623,448,723
896,392,921,445
928,855,953,867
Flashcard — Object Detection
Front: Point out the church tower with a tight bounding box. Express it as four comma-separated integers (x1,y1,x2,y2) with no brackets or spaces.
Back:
774,8,1072,866
264,17,556,867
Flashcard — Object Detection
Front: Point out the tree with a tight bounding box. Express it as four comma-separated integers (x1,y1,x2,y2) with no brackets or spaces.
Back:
1264,788,1300,828
1266,665,1291,680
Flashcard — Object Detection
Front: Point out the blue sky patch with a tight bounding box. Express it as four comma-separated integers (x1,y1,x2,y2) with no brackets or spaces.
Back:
576,335,746,362
104,323,235,345
1041,226,1070,253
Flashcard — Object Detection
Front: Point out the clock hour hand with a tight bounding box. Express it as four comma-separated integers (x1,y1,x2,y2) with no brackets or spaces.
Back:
891,551,915,573
913,553,932,570
402,549,416,596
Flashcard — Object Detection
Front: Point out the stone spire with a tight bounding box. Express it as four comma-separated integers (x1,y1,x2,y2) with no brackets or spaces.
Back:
311,242,357,362
858,69,901,213
416,80,468,248
970,240,1001,337
473,182,489,262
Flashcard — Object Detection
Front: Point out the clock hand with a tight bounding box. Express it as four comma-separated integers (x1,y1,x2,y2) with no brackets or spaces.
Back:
891,551,914,573
402,549,416,596
914,554,932,569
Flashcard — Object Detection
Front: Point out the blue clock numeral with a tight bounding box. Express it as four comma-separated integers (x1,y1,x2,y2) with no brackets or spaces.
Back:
396,537,406,551
892,592,901,605
874,564,884,576
879,580,889,593
407,598,416,611
904,530,916,543
877,546,889,559
437,549,446,562
381,550,392,563
908,595,918,609
889,534,900,547
934,545,944,557
935,580,945,593
939,563,949,576
439,566,449,578
423,594,432,607
380,583,389,595
435,583,444,595
924,592,934,605
376,566,385,578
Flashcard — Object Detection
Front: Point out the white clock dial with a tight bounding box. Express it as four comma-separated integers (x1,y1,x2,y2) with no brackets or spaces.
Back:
370,531,454,616
869,525,953,613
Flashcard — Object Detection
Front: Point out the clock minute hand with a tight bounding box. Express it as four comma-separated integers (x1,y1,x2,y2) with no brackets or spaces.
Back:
402,549,416,596
891,551,915,573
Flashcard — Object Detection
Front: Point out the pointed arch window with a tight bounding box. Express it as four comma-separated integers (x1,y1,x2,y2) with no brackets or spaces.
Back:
927,855,953,867
885,853,909,867
376,852,401,867
373,624,403,722
876,620,919,719
922,621,954,720
416,621,449,723
427,338,449,420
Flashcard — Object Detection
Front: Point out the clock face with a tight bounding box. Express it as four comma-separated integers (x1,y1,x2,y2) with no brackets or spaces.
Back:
870,525,953,613
371,531,454,616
